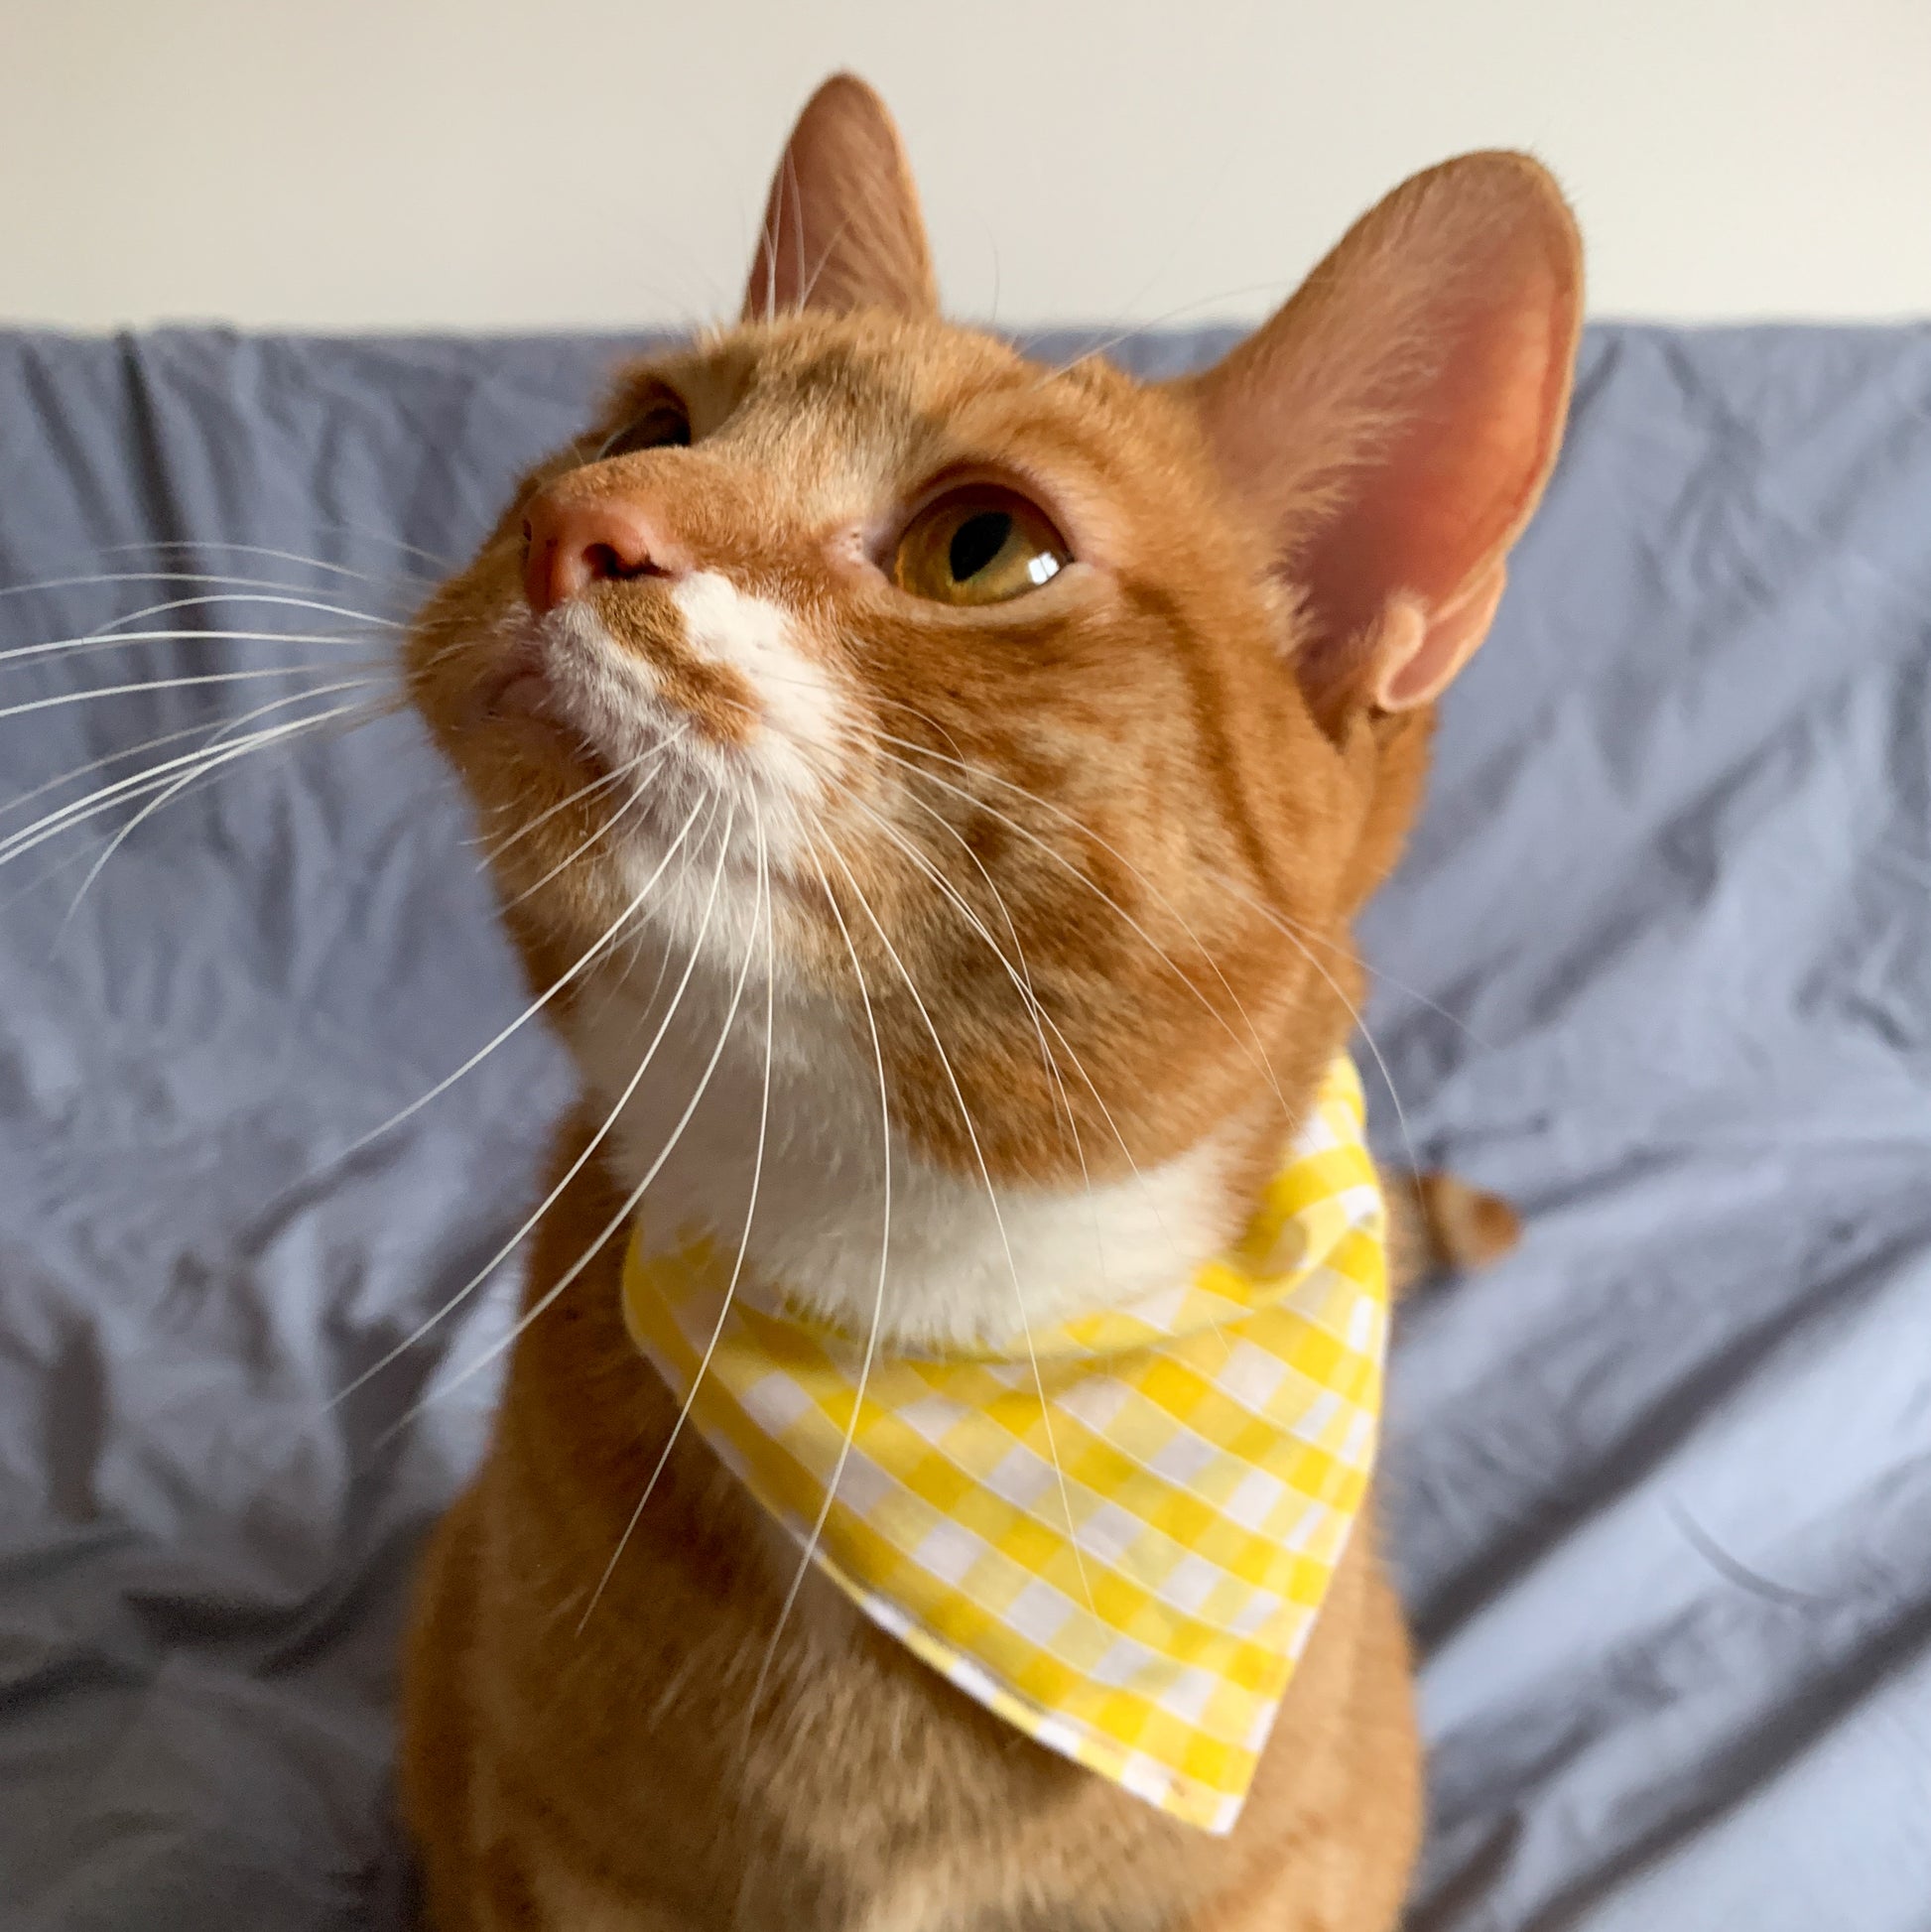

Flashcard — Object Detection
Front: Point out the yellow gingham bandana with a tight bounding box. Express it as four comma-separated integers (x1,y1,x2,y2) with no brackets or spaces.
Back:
621,1057,1388,1834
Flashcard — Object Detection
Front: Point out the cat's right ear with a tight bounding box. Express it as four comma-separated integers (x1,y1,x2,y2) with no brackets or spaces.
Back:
743,74,939,322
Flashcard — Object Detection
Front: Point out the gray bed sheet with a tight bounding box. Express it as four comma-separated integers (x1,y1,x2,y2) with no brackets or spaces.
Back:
0,322,1926,1930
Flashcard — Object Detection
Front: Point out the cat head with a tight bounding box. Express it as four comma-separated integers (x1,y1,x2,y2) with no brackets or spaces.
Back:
407,74,1581,1201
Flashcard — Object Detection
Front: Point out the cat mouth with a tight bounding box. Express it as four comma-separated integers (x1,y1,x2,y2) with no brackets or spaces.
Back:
463,612,822,894
473,640,560,726
490,665,552,718
467,634,622,778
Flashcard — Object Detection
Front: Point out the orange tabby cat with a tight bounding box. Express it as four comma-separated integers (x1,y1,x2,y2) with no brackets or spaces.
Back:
396,74,1581,1931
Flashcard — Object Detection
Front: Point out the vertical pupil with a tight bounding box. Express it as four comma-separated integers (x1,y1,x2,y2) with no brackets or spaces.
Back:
949,511,1012,580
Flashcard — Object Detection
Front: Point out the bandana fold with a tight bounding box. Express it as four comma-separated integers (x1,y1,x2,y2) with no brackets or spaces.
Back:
622,1056,1387,1834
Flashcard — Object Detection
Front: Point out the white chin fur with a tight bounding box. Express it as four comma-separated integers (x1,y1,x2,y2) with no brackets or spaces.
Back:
509,568,1241,1345
525,574,842,874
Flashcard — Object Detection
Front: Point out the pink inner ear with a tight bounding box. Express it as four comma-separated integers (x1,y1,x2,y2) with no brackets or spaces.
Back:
1183,154,1583,710
1309,276,1573,651
743,74,938,322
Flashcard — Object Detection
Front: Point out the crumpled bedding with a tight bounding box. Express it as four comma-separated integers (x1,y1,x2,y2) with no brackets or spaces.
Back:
0,322,1926,1929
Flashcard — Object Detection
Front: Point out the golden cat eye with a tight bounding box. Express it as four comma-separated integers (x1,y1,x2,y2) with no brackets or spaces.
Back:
891,486,1071,606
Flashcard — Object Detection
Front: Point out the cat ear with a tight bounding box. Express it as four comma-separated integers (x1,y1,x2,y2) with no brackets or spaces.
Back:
1179,153,1582,713
742,74,939,322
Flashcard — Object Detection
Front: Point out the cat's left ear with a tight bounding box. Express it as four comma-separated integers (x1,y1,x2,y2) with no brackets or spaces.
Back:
743,74,939,321
1178,153,1582,713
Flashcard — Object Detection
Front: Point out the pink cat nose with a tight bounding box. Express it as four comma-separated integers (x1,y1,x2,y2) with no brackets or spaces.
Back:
521,492,679,614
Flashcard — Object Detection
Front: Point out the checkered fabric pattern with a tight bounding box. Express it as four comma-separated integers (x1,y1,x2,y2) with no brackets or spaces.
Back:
621,1057,1388,1834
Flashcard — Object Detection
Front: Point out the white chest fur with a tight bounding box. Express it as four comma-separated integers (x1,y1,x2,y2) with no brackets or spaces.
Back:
559,946,1241,1353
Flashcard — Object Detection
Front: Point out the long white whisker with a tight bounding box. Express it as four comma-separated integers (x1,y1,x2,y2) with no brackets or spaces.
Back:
2,705,281,825
89,533,452,580
903,824,1152,1225
818,831,1095,1611
0,628,385,673
0,707,400,923
0,683,385,870
53,695,375,921
873,784,1161,1151
0,679,382,842
2,588,403,655
325,793,712,1177
705,680,1470,1037
376,799,742,1423
744,833,893,1742
845,787,1080,1156
876,730,1416,1173
0,661,388,725
0,704,399,919
841,788,1122,1283
472,731,676,868
1204,863,1486,1044
0,568,406,614
869,735,1290,1119
492,735,687,914
90,589,401,632
1206,875,1422,1179
578,800,771,1628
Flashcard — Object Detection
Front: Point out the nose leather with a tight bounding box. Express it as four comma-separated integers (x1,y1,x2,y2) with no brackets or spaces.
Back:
522,492,679,614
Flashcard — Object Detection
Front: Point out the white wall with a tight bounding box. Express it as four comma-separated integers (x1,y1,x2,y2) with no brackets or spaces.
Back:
3,0,1927,331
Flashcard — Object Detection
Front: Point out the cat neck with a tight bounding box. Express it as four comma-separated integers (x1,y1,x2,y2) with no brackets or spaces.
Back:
559,947,1251,1354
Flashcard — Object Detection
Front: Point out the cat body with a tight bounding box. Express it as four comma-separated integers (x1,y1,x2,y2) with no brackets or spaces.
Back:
397,74,1582,1930
400,1131,1421,1932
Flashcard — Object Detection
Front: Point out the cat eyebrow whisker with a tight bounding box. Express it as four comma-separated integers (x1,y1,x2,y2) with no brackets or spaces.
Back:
334,793,727,1416
1030,279,1298,387
383,796,750,1431
578,801,776,1633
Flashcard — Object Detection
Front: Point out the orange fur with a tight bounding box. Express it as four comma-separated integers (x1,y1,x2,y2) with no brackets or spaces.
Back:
396,72,1581,1930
